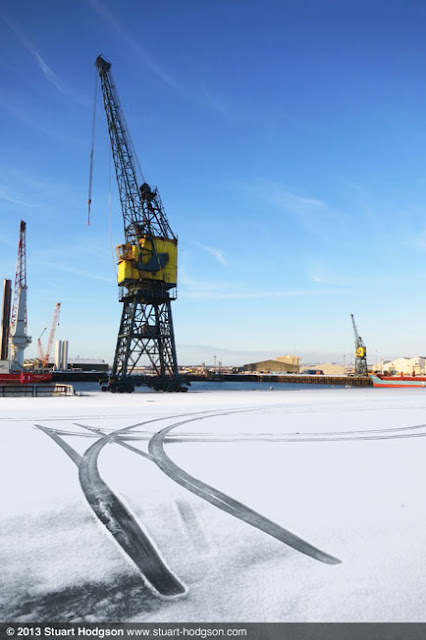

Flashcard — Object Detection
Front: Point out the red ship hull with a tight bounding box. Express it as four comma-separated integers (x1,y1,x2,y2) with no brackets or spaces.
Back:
371,375,426,388
0,372,53,384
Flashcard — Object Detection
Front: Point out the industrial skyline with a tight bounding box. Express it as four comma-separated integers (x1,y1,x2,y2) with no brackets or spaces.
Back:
2,1,426,366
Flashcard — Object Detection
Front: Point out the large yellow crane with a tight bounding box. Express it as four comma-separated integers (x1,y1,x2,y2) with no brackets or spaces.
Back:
95,55,187,393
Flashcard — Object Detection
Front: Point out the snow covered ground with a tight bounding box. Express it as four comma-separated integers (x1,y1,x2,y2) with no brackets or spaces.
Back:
1,386,426,622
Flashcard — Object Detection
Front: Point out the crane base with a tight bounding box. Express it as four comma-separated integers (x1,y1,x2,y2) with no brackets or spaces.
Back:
100,376,189,393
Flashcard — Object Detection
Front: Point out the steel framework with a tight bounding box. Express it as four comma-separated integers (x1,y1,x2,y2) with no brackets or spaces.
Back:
38,302,61,368
10,220,27,329
350,314,368,376
96,55,186,392
9,220,31,371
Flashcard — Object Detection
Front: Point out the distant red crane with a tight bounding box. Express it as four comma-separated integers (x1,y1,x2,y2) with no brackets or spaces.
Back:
38,303,61,368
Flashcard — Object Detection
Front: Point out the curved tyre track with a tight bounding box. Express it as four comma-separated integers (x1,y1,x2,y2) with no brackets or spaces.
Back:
76,410,341,564
147,415,341,566
35,423,185,597
36,405,342,600
79,437,186,597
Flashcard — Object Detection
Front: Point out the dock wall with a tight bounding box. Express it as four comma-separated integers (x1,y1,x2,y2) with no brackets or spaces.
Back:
50,371,372,387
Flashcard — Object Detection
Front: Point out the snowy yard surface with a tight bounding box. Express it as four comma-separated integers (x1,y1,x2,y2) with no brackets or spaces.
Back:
1,387,426,622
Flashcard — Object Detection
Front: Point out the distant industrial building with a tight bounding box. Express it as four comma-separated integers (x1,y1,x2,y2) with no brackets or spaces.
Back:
243,355,300,373
37,356,109,372
66,357,109,372
377,356,426,375
303,362,346,375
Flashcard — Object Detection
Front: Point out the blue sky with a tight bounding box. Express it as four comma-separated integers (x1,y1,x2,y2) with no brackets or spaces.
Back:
2,0,426,366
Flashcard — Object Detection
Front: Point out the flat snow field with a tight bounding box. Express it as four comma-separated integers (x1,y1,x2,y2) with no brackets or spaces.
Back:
1,387,426,622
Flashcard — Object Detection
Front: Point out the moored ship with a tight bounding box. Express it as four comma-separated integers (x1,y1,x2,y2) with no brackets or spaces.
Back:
0,371,52,385
371,374,426,388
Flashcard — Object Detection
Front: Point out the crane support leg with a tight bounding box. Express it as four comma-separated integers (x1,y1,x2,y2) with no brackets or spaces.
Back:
107,291,187,392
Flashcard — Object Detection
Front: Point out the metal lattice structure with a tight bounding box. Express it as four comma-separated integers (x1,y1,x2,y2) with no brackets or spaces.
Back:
10,220,27,329
350,314,368,376
9,220,31,371
96,55,186,392
38,302,61,368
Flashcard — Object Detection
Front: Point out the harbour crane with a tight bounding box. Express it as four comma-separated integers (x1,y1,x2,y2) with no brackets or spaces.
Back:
350,314,368,376
9,220,31,371
37,327,47,365
38,303,61,369
95,55,187,393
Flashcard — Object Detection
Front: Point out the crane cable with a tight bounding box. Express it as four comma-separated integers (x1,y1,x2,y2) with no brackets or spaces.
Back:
108,153,117,277
87,68,98,225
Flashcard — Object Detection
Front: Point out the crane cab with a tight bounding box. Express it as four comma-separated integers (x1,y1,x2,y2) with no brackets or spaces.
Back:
116,236,177,287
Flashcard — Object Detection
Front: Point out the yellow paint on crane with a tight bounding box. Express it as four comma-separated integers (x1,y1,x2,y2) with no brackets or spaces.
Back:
355,346,366,358
116,236,177,286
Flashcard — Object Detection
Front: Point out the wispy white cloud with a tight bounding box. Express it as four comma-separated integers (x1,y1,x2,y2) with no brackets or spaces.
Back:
4,15,64,93
42,261,115,284
261,184,328,234
88,0,232,117
270,189,327,212
88,0,180,92
238,180,345,239
180,284,339,301
195,242,227,265
0,184,37,209
31,50,66,95
179,270,341,299
2,15,87,105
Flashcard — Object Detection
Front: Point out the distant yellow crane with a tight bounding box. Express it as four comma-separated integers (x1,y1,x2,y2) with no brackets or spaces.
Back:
350,313,368,376
38,303,61,368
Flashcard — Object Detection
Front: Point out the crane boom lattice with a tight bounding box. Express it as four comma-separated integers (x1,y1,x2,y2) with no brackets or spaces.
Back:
41,303,61,368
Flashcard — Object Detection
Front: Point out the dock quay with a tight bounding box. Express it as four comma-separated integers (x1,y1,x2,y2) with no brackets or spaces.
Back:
48,371,372,387
186,373,372,386
52,371,106,383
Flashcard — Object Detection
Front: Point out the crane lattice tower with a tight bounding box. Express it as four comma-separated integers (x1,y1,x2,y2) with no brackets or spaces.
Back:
9,220,31,371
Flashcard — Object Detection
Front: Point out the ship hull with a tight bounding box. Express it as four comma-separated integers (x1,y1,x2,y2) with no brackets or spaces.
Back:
371,375,426,388
0,372,53,385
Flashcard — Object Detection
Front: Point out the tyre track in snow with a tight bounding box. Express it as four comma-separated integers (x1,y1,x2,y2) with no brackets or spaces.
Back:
145,413,341,566
75,407,340,567
56,419,426,442
36,404,343,598
36,408,426,581
36,408,236,596
35,423,186,598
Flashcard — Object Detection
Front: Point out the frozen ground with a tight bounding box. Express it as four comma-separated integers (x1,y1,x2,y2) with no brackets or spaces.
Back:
1,386,426,622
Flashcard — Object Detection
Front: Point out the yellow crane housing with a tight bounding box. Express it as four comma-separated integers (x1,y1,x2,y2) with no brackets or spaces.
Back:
116,236,177,287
